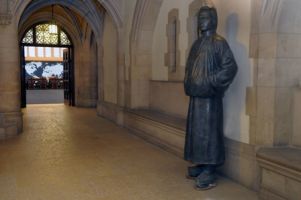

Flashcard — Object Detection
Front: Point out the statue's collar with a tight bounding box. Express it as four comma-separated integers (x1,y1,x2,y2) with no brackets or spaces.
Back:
200,30,216,38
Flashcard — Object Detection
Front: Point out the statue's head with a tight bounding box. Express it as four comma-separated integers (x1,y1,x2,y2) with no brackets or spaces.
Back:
198,6,218,33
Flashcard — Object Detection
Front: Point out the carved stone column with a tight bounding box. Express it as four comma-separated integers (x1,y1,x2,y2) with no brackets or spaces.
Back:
0,0,23,139
249,0,287,146
0,0,14,25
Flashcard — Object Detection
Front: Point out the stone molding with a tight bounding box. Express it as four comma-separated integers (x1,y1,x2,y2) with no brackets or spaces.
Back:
130,0,150,43
97,0,123,27
0,0,15,25
0,14,12,25
257,147,301,200
251,0,283,34
164,8,183,81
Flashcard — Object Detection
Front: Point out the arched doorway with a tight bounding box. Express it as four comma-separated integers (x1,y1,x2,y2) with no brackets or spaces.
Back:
20,22,74,108
0,0,125,138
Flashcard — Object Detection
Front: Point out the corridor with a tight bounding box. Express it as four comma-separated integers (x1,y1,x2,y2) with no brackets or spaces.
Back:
0,105,258,200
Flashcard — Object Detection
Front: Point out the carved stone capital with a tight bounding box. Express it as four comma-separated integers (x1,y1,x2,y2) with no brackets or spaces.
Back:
0,14,12,25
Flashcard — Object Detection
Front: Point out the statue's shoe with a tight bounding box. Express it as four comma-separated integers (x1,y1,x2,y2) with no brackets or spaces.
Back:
194,167,217,190
194,182,217,191
186,165,205,180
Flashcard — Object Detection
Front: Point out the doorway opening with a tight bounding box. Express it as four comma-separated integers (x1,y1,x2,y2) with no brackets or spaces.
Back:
20,22,74,108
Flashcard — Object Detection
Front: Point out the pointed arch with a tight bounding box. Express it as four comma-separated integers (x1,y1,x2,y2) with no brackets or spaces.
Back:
128,0,163,108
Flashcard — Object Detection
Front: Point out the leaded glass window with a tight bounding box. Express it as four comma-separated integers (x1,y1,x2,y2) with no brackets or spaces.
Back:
22,29,34,44
60,31,71,45
36,24,58,45
21,23,71,46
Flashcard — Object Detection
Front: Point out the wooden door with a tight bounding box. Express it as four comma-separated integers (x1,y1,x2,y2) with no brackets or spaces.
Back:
63,48,74,106
20,46,26,108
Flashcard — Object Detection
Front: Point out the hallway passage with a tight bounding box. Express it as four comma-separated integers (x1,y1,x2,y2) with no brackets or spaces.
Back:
0,105,258,200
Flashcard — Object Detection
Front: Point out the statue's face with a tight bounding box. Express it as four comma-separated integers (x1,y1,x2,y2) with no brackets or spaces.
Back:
198,10,214,32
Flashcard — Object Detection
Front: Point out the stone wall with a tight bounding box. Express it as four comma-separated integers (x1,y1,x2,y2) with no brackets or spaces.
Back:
251,1,301,199
250,0,301,146
103,13,118,104
149,81,188,118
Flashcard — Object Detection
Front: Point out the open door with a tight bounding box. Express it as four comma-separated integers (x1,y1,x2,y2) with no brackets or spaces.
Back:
20,46,26,108
63,48,75,106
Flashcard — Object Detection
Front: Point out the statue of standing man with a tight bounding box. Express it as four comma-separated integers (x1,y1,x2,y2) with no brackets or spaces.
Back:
184,5,237,190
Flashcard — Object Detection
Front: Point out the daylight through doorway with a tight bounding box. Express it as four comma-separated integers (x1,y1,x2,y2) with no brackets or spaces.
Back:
20,22,74,108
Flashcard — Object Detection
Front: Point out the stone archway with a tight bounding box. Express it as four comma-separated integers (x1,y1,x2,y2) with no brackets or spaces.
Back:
16,0,126,108
128,0,163,109
0,0,126,139
14,0,123,32
18,3,104,108
17,0,105,39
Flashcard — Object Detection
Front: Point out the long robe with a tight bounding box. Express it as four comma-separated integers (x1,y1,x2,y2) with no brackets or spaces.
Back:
184,34,237,165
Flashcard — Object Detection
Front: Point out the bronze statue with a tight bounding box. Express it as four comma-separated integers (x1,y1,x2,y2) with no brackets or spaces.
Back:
184,6,237,190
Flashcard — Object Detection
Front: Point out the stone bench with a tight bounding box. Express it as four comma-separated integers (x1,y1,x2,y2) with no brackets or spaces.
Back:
257,147,301,200
124,109,186,155
124,109,259,190
127,109,186,130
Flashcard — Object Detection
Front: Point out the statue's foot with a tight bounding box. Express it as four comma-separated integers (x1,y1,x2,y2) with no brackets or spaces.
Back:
195,166,217,190
186,165,205,180
194,182,217,191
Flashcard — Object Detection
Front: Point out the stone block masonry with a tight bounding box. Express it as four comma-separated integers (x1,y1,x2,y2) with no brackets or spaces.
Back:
0,112,23,139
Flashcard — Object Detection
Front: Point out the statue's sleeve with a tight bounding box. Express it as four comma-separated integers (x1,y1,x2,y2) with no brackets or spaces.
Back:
210,42,237,91
184,74,215,97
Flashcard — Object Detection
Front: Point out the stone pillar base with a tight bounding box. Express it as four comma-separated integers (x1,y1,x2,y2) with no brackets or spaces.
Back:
97,101,124,126
0,112,23,139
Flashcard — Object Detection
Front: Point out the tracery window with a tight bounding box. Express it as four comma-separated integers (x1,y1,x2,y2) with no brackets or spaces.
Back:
21,23,71,46
60,31,71,45
22,29,34,44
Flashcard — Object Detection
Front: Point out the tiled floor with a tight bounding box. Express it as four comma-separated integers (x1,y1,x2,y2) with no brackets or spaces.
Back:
0,105,258,200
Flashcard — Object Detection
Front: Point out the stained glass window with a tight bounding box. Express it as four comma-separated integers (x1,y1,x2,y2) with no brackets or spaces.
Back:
21,23,71,46
22,29,34,44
